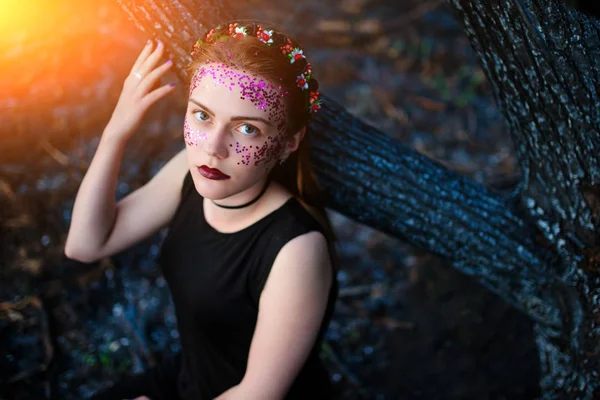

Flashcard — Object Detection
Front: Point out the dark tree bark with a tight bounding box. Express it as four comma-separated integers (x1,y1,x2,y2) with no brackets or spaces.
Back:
116,0,600,397
448,0,600,397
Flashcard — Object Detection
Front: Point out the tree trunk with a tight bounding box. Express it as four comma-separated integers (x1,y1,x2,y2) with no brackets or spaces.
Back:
448,0,600,397
116,0,600,397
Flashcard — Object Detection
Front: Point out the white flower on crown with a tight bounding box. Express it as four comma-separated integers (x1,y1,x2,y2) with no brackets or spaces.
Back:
233,26,248,38
258,29,274,44
289,48,305,64
296,74,309,90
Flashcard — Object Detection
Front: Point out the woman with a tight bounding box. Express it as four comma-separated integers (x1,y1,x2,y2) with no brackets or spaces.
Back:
65,21,339,400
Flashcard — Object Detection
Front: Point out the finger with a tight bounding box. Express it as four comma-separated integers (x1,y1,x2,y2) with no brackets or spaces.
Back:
141,82,176,108
130,40,154,75
137,60,173,95
136,40,166,79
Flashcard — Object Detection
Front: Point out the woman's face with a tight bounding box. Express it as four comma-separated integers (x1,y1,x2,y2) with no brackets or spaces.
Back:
184,62,293,201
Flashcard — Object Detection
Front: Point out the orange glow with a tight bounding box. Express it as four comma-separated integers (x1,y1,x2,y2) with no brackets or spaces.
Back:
0,1,116,100
0,0,145,160
0,1,57,39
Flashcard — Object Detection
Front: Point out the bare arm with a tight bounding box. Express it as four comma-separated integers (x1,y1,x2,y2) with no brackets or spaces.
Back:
64,39,182,263
64,134,126,261
64,146,188,262
214,231,333,400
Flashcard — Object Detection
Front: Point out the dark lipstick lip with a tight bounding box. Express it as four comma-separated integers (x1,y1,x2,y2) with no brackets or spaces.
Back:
198,165,230,180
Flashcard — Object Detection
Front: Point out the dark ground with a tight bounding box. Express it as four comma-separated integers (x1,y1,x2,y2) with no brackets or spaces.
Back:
0,0,541,399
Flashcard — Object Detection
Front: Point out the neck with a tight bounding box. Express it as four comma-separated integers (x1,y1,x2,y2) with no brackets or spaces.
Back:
206,177,272,222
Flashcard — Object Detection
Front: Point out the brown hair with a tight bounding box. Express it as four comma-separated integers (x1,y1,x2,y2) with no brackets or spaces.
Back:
185,21,339,272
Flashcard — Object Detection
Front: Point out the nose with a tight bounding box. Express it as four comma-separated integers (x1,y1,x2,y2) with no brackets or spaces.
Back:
201,127,230,159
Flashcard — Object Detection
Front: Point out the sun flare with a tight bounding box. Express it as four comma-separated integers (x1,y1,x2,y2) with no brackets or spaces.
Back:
0,1,56,39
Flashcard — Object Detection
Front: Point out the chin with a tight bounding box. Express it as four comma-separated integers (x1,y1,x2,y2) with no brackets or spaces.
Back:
196,184,234,200
191,174,234,200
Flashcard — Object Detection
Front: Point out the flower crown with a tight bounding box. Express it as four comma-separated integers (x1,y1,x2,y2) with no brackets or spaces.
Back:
190,23,323,114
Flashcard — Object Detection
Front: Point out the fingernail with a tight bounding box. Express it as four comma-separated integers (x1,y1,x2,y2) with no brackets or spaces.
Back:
169,82,176,87
157,40,163,47
165,60,172,65
146,39,151,45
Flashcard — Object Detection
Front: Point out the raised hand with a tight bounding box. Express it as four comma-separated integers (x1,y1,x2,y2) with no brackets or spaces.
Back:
104,39,176,141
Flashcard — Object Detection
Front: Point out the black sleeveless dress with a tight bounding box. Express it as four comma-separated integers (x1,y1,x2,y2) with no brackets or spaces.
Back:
154,170,338,399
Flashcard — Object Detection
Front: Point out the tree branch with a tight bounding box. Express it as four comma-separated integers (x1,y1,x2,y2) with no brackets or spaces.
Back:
449,0,600,275
449,0,600,396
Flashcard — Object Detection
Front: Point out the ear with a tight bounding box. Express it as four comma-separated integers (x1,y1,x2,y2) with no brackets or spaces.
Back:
283,126,306,156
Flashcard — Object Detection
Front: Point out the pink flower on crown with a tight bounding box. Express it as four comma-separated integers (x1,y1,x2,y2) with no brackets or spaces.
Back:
309,91,322,113
289,48,305,64
205,28,217,43
310,100,322,113
296,74,308,90
257,27,273,44
280,39,294,55
304,62,312,76
309,91,320,104
191,40,201,57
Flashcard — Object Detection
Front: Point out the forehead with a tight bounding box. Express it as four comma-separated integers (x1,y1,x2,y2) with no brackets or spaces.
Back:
189,62,288,125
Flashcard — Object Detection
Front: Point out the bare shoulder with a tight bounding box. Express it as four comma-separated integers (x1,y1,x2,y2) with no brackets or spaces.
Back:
268,231,332,285
279,231,329,262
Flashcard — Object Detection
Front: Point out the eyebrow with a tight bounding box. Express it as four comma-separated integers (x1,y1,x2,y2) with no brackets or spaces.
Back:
188,98,274,127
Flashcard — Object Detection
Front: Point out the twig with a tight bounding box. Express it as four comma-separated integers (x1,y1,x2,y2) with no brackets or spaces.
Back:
40,138,69,166
321,341,364,388
338,284,375,297
381,0,446,34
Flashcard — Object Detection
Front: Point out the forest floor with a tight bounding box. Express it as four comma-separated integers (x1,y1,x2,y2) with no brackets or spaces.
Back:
1,0,540,399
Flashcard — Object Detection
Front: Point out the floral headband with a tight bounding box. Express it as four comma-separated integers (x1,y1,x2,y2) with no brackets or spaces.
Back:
190,23,323,114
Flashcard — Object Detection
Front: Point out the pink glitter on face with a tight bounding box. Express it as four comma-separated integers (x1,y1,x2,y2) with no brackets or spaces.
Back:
187,62,291,167
183,119,208,146
230,135,288,166
190,62,288,132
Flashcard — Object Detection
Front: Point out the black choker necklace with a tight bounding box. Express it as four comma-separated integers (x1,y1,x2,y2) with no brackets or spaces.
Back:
211,178,271,209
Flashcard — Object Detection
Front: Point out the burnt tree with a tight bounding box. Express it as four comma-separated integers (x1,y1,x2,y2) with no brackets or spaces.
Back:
116,0,600,398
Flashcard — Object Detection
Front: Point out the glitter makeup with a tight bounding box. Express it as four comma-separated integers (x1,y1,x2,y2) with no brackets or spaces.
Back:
183,119,208,146
190,62,287,126
230,135,288,166
187,62,290,166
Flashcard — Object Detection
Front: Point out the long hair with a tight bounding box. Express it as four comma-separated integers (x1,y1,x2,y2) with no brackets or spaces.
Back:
186,21,340,272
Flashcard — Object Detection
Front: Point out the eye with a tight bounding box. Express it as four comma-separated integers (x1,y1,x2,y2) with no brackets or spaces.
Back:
238,124,260,136
192,109,210,122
